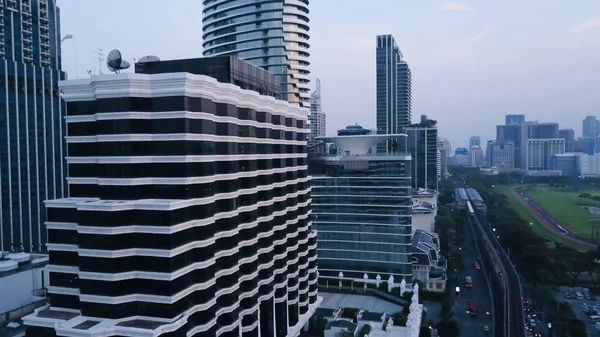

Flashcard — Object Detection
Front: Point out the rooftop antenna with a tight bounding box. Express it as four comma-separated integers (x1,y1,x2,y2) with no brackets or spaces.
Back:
93,48,105,75
106,49,131,73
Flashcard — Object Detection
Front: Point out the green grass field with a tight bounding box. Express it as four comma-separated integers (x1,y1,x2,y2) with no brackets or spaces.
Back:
523,185,600,239
495,186,594,251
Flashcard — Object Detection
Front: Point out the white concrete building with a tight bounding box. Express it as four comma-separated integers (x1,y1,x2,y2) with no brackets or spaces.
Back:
411,230,446,292
580,153,600,178
526,138,565,171
0,253,48,330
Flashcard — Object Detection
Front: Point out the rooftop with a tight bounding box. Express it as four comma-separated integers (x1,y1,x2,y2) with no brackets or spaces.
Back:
116,319,165,330
412,188,437,196
317,133,407,156
327,320,357,331
358,311,386,322
36,308,79,321
412,230,440,266
73,321,101,330
314,308,337,318
412,200,436,213
0,253,48,279
454,187,484,203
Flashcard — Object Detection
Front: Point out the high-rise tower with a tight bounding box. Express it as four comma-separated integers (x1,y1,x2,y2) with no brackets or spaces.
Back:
24,58,321,337
0,0,66,252
376,34,412,154
202,0,311,108
309,78,325,140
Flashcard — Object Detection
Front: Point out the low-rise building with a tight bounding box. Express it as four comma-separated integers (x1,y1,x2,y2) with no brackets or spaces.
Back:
411,230,446,292
0,252,48,337
412,200,436,234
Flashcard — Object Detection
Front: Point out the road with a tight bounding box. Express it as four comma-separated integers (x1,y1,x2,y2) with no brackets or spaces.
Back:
455,213,493,337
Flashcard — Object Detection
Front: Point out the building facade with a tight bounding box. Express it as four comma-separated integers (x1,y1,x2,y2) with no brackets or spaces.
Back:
375,34,412,154
437,137,450,178
526,138,565,171
550,153,580,177
406,127,438,190
559,129,575,153
469,136,480,148
532,123,559,139
469,146,483,167
486,140,515,168
23,65,320,337
310,131,414,285
505,114,525,125
309,78,325,140
583,116,598,138
201,0,311,107
0,0,66,253
579,154,600,178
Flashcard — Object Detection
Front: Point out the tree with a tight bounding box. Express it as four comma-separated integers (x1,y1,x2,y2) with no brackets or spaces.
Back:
556,249,588,285
434,320,460,337
568,319,587,337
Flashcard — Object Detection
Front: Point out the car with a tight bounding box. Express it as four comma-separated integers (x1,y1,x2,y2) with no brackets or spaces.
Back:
475,263,481,270
483,326,490,333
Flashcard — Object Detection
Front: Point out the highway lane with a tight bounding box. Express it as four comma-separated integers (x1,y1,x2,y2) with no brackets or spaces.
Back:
455,214,494,337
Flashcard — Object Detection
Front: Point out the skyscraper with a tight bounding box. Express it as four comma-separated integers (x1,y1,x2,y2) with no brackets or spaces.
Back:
559,129,575,152
406,126,438,190
309,78,325,140
24,59,320,337
469,136,481,148
201,0,311,107
376,34,412,154
583,116,598,138
505,114,525,125
0,0,66,252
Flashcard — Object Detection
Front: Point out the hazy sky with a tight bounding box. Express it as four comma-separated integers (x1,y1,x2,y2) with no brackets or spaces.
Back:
57,0,600,149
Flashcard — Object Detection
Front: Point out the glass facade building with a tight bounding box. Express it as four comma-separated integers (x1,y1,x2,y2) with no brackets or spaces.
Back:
309,132,413,284
0,0,66,252
202,0,311,107
406,127,439,190
376,34,412,154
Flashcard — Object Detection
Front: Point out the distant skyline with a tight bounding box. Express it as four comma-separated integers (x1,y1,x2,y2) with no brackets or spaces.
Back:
57,0,600,148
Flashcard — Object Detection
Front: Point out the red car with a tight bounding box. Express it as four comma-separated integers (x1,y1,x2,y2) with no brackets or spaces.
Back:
475,263,481,270
466,276,473,288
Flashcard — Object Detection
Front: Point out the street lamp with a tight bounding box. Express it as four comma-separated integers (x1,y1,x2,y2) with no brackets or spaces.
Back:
61,34,78,79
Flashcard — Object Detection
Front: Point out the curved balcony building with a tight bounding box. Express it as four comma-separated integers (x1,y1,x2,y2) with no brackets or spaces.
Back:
202,0,311,108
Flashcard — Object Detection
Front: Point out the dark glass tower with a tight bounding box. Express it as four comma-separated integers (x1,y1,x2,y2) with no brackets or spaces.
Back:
406,126,438,190
0,0,66,253
376,34,412,154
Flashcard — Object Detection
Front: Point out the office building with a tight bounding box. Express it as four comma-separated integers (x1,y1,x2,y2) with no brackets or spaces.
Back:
532,123,559,139
202,0,311,107
526,139,565,171
487,140,515,169
309,78,325,140
406,126,438,190
0,0,66,253
23,59,320,337
455,148,468,156
469,136,480,148
437,137,450,178
469,146,483,167
559,129,575,152
583,116,599,138
579,154,600,178
375,34,412,154
310,126,413,285
505,114,525,125
550,153,580,177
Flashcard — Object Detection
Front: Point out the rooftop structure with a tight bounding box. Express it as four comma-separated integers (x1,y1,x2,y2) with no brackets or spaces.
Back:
412,230,446,292
317,133,407,156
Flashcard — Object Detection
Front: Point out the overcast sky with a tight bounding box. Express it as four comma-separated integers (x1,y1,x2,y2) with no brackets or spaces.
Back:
57,0,600,149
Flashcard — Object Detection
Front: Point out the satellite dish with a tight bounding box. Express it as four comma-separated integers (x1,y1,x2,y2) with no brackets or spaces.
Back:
138,55,160,63
106,49,130,73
